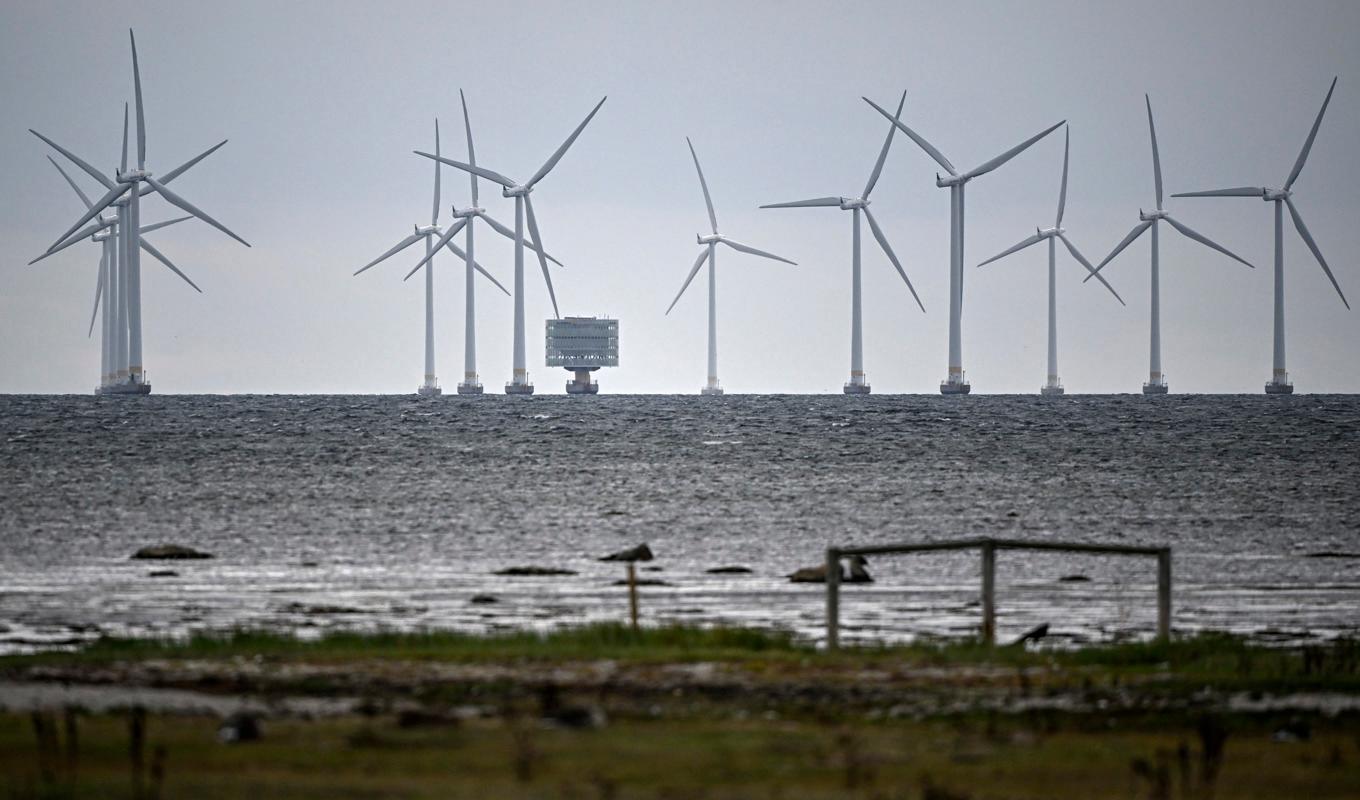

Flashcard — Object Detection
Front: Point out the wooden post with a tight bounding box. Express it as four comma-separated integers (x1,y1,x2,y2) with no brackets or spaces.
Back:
1156,548,1172,642
980,540,996,646
825,548,841,650
627,563,639,632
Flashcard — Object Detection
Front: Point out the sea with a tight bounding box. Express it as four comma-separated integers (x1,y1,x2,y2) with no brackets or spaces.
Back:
1,394,1357,654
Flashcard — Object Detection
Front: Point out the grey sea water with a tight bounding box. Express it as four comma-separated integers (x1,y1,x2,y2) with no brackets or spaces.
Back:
1,394,1358,653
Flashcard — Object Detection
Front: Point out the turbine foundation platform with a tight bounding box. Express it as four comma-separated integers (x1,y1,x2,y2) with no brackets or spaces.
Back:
417,384,442,397
566,368,598,395
98,380,151,396
1040,384,1065,397
1142,382,1169,395
940,381,971,396
1264,381,1294,395
700,385,724,396
456,382,484,395
843,383,871,395
505,382,535,396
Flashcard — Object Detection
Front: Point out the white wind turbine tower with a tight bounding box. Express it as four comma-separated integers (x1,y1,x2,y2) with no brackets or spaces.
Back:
40,153,193,392
667,137,796,395
976,128,1125,396
33,29,248,395
761,91,924,395
354,118,507,396
394,91,562,395
865,95,1064,395
1173,78,1347,395
416,97,607,395
1083,95,1254,395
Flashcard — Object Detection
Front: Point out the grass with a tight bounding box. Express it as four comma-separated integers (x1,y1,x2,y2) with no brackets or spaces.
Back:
3,708,1358,799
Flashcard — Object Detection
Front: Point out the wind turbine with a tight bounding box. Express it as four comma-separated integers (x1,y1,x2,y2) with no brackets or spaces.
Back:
667,137,796,396
976,128,1125,396
42,155,192,391
761,91,924,395
33,29,248,395
416,96,607,395
1083,95,1254,395
865,95,1064,395
392,91,561,395
1173,78,1347,395
354,119,507,397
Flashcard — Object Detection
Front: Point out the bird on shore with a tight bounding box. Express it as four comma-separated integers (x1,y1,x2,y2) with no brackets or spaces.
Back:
788,555,872,584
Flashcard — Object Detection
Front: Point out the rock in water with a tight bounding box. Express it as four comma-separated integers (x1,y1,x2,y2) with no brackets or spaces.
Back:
493,566,578,576
706,566,753,574
788,555,872,584
1059,574,1091,583
147,570,178,578
470,594,499,604
132,545,213,560
600,543,654,562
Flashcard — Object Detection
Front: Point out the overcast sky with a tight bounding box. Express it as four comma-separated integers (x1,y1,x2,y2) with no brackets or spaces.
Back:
3,0,1358,394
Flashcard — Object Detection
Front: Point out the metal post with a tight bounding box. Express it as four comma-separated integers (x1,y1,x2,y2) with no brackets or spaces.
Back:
825,548,840,650
1156,548,1172,642
627,563,639,633
980,540,996,645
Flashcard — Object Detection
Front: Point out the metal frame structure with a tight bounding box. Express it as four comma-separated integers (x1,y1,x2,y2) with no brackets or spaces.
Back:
823,537,1172,649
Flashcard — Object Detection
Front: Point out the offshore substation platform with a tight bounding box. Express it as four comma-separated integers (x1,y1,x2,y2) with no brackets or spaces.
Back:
545,317,619,394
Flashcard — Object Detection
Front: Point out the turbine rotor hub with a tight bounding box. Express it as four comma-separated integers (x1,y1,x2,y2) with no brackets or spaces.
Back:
839,198,868,210
452,206,483,219
503,185,531,198
414,224,440,236
1038,226,1062,238
116,169,150,184
936,173,967,188
697,233,721,245
1139,209,1168,222
1263,189,1290,201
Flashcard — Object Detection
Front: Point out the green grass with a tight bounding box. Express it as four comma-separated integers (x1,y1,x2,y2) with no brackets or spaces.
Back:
5,624,1359,691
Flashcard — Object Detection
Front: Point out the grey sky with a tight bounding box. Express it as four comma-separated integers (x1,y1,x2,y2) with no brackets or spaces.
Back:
2,0,1358,394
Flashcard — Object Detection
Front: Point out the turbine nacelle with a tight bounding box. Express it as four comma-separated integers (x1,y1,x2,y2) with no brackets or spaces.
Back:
413,223,440,236
451,205,484,219
936,172,967,188
116,168,150,184
502,185,531,198
1138,209,1169,222
1263,188,1290,201
839,197,868,210
1036,226,1064,239
696,233,722,245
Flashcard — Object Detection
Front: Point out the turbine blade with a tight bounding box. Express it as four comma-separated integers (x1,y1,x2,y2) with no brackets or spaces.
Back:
526,96,607,189
130,29,146,169
666,248,709,315
355,233,422,276
30,219,110,265
863,206,924,313
138,215,192,234
686,137,719,234
432,118,441,226
150,139,229,189
47,156,94,210
760,196,842,209
977,232,1045,268
477,212,563,266
1084,220,1152,282
43,183,130,254
89,250,106,337
144,176,250,248
29,130,115,190
1058,232,1124,306
1146,95,1162,209
522,194,560,318
401,221,467,281
120,103,129,174
863,89,906,200
1056,126,1069,227
862,96,957,175
1163,214,1253,269
414,151,515,188
460,89,478,205
1285,76,1337,191
717,235,796,265
1171,187,1266,198
140,238,202,292
965,119,1065,180
449,239,510,296
1285,196,1349,309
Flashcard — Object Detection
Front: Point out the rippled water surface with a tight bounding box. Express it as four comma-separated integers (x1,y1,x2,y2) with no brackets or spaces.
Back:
2,394,1358,652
